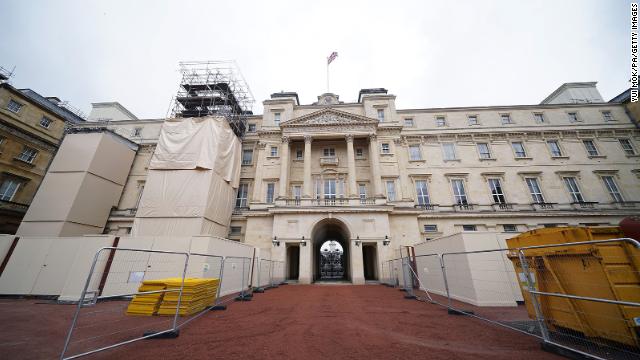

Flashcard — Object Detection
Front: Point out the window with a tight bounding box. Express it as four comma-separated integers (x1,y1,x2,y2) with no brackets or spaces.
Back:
547,140,563,157
619,139,637,155
563,177,585,203
503,224,518,233
248,123,256,132
462,225,477,231
16,146,38,164
358,184,367,201
583,140,599,156
525,178,545,204
355,148,364,158
424,225,438,232
415,180,430,205
477,143,491,159
242,149,253,165
488,178,506,204
533,113,545,123
567,112,579,123
266,183,275,203
235,183,248,207
132,127,142,137
39,116,52,129
324,179,336,199
385,180,396,201
501,114,512,124
6,100,23,113
377,109,385,122
0,179,20,201
409,144,422,161
381,143,390,154
404,118,414,127
323,148,336,157
602,111,614,122
270,146,278,157
512,142,527,158
442,143,456,160
468,115,479,125
274,112,281,126
292,185,302,200
435,116,446,127
230,226,242,235
451,179,468,205
602,176,624,202
296,149,303,160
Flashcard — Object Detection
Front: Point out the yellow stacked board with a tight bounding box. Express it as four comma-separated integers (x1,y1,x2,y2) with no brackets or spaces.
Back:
125,278,220,317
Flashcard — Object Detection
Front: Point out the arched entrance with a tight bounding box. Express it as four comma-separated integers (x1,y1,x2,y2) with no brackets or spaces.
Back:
311,218,350,282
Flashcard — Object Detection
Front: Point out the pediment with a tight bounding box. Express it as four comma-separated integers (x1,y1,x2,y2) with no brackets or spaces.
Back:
280,108,379,128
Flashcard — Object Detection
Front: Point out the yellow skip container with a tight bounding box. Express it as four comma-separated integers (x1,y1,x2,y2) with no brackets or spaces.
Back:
506,227,640,348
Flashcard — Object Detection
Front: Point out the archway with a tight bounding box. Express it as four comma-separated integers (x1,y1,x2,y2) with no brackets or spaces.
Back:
311,218,351,282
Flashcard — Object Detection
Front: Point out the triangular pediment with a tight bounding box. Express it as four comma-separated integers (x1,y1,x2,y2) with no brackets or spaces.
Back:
281,108,379,127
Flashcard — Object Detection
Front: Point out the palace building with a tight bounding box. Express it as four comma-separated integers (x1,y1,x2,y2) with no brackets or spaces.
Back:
72,81,638,285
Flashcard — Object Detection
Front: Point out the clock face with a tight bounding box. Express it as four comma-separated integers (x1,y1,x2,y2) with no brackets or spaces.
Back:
324,97,332,104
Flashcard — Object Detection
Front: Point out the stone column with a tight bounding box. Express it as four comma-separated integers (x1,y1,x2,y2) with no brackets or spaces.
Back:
278,136,290,199
345,134,358,197
368,134,383,197
394,137,412,201
251,142,266,202
302,135,313,198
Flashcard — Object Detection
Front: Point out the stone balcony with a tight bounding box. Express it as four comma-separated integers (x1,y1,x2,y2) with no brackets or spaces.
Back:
0,199,28,214
275,197,384,207
319,156,339,166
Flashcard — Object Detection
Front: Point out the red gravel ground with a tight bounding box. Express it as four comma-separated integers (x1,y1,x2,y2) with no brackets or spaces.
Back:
1,285,561,360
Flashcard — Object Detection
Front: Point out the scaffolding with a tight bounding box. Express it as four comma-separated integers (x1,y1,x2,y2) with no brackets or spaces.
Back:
169,61,255,138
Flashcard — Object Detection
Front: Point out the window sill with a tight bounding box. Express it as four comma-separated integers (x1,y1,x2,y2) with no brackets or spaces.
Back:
12,158,35,167
266,156,280,159
408,159,426,163
293,159,304,162
588,155,607,159
380,153,394,156
514,157,532,160
241,163,253,166
625,154,640,158
551,156,570,160
355,157,367,161
479,157,497,161
444,159,461,162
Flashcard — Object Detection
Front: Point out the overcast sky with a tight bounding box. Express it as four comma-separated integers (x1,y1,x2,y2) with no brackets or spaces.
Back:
2,0,631,119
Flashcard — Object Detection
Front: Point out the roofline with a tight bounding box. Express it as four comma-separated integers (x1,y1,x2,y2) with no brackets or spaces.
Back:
609,88,631,103
396,101,620,114
540,81,598,104
0,83,85,123
90,101,139,120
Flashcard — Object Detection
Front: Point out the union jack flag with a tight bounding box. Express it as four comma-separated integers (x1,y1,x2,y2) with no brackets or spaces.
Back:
327,51,338,65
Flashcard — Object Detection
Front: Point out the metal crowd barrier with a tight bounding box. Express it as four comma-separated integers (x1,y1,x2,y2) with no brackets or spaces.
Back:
400,238,640,360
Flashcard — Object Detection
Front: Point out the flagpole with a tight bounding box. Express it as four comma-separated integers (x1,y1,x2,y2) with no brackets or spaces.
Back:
326,57,330,93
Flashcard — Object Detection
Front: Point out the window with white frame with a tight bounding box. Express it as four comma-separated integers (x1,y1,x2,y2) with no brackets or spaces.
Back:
324,179,337,199
292,185,302,200
266,183,275,203
451,179,468,205
296,149,303,160
381,143,390,154
385,180,396,201
477,143,491,159
230,226,242,235
435,116,446,127
567,112,579,123
423,225,438,232
377,109,385,122
503,224,518,232
355,148,364,158
16,146,38,164
235,183,248,207
409,144,422,161
525,177,545,204
601,176,624,202
358,183,367,200
582,140,599,156
6,100,23,113
242,149,253,165
270,146,278,157
462,225,477,231
602,111,614,122
563,177,585,203
468,115,479,125
533,113,545,123
442,143,456,160
488,178,506,204
323,148,336,157
274,112,281,126
619,139,637,155
0,178,20,201
39,116,52,129
511,141,527,158
248,123,256,132
415,180,430,205
404,118,414,127
547,140,563,157
501,114,512,124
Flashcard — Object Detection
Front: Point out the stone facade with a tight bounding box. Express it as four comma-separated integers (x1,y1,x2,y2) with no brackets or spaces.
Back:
86,84,639,284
